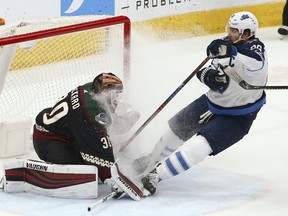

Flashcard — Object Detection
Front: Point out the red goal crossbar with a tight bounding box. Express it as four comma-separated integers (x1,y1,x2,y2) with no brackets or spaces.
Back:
0,15,131,79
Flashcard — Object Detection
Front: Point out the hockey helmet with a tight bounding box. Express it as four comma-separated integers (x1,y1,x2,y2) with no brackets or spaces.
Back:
92,72,123,93
92,73,123,112
226,11,258,38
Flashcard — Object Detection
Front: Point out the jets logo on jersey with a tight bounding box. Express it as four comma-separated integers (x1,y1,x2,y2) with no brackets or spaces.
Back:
61,0,115,16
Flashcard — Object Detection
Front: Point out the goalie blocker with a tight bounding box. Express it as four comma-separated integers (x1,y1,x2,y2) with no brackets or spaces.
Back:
1,159,99,198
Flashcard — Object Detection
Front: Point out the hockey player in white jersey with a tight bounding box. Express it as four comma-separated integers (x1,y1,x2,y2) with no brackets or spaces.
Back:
141,11,268,195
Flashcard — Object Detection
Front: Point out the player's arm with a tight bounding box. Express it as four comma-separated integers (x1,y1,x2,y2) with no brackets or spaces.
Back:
234,40,266,71
197,65,229,93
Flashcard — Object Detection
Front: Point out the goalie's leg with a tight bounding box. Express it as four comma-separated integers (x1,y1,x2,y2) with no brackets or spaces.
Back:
33,137,85,164
2,159,99,198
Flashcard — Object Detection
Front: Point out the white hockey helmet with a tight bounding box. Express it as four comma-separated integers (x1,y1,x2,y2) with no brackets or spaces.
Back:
226,11,258,37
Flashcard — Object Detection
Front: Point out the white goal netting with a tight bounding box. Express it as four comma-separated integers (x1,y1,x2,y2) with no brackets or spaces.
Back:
0,15,130,122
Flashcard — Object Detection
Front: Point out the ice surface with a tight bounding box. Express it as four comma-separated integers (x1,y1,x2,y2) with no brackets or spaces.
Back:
1,26,288,216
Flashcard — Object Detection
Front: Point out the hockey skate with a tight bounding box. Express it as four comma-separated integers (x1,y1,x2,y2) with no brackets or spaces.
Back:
278,26,288,40
141,168,161,195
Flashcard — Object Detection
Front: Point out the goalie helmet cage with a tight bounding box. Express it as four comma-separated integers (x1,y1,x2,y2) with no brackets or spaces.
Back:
0,15,131,158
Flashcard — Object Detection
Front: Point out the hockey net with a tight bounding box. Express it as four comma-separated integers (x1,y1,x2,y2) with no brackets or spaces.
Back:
0,15,131,123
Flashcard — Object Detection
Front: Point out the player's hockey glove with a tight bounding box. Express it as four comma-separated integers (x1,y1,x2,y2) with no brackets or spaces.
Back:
206,39,237,59
104,178,125,199
197,67,229,93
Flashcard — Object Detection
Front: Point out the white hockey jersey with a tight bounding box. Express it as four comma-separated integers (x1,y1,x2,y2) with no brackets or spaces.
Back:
207,37,268,115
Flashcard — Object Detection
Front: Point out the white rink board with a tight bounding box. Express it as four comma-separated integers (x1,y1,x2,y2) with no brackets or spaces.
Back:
0,0,284,23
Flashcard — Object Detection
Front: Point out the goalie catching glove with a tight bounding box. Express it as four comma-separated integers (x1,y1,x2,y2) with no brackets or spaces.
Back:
206,39,237,59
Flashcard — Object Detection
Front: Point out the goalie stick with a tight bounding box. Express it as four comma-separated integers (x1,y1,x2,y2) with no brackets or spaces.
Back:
223,66,288,90
87,191,117,212
119,56,210,151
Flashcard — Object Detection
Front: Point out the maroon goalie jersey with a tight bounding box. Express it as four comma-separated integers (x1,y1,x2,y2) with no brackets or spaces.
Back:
33,82,115,180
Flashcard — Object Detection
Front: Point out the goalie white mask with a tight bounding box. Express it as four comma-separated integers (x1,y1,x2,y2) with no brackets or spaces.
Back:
226,11,258,39
102,89,123,113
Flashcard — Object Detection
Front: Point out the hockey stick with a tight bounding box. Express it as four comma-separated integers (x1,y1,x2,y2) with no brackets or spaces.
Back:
87,191,117,212
87,160,145,212
119,56,210,151
223,66,288,90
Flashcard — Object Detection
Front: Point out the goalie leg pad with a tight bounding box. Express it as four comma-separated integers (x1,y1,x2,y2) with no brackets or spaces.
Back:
111,161,143,201
2,159,98,198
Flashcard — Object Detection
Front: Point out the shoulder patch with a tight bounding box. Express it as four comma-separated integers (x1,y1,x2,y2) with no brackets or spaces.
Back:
95,113,109,126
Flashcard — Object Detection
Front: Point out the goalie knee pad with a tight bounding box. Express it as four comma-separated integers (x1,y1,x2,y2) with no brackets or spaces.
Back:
2,159,99,198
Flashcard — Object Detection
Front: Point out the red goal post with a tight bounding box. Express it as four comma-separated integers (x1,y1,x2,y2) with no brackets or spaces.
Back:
0,15,131,158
